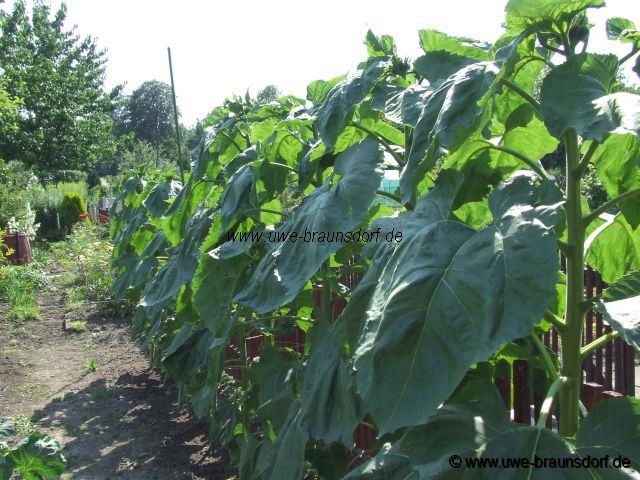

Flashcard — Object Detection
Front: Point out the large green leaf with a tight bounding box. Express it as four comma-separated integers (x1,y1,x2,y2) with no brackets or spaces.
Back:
576,396,640,473
401,62,499,204
235,139,383,313
365,29,396,58
414,51,477,85
403,379,513,478
140,207,213,308
586,213,640,283
316,60,390,151
595,270,640,350
354,171,561,433
192,244,250,333
255,401,308,480
606,17,640,43
300,320,361,446
307,74,348,105
342,443,417,480
382,84,433,127
418,30,491,61
540,56,640,141
466,427,588,479
0,418,15,440
7,433,66,480
252,347,299,433
590,134,640,228
505,0,604,33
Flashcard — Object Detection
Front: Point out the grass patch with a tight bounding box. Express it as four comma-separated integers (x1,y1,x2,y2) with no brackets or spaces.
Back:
7,293,40,321
8,325,37,339
66,320,87,332
14,383,51,401
83,358,99,373
64,286,86,312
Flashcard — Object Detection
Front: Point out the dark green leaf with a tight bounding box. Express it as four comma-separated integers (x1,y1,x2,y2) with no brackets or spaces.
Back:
401,62,498,204
541,56,640,141
355,172,561,433
235,139,383,313
576,396,640,470
316,60,390,151
300,320,361,446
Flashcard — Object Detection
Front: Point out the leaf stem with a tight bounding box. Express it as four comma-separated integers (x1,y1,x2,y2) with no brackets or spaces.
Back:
543,310,566,333
376,190,401,203
483,144,550,180
619,45,639,66
581,331,619,359
499,78,541,110
583,187,640,227
350,121,405,167
220,131,244,153
529,333,559,381
573,141,598,177
537,376,568,428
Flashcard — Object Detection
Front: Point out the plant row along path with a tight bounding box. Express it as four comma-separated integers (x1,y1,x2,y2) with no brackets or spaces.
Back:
0,233,235,479
111,1,640,478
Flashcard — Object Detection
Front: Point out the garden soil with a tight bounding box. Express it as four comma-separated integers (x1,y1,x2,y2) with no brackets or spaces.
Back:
0,269,236,479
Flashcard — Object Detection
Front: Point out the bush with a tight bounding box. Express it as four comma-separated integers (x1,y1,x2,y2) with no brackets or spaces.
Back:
59,193,86,232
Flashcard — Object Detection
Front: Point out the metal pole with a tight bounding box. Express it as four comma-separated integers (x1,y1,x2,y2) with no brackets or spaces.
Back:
167,47,185,184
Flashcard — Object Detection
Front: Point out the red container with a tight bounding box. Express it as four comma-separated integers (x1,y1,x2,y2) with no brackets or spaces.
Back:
2,232,32,265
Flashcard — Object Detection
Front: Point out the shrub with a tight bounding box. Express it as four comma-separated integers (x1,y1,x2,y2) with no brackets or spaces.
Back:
59,193,86,232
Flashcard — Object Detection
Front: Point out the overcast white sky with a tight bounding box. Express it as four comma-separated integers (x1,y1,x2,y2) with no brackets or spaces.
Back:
14,0,640,125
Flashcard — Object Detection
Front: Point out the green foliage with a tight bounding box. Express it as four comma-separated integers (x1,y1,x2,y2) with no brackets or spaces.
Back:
58,193,86,231
0,1,121,172
0,416,66,479
115,80,175,151
109,3,640,479
0,264,46,320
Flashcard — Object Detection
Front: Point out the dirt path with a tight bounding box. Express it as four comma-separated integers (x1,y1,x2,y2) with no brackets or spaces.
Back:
0,274,235,479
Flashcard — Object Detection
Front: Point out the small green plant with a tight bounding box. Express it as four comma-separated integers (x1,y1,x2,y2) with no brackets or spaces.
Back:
0,416,66,479
82,359,98,373
58,192,86,233
66,320,87,332
7,292,40,321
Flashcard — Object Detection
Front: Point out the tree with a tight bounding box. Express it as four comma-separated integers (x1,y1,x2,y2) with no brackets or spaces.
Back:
0,1,120,173
117,80,175,161
256,84,281,104
0,76,19,145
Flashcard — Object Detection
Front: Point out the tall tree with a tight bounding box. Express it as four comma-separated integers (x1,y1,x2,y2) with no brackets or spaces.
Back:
256,84,281,104
117,80,175,160
0,1,120,173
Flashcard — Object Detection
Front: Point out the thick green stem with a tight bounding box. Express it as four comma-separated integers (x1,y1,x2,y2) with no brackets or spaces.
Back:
559,128,584,438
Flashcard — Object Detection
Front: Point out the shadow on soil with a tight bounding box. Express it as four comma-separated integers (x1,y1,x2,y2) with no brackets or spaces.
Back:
35,370,235,479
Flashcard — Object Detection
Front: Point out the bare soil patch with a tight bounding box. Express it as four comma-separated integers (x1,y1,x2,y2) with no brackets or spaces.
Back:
0,275,235,479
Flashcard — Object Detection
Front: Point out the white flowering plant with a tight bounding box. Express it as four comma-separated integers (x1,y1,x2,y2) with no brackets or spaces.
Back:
6,203,40,239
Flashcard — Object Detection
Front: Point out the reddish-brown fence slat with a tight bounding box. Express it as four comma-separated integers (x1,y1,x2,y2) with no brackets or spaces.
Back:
513,360,531,424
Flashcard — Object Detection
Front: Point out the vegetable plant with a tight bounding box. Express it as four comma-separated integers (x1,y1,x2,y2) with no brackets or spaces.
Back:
0,417,66,479
110,1,640,478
